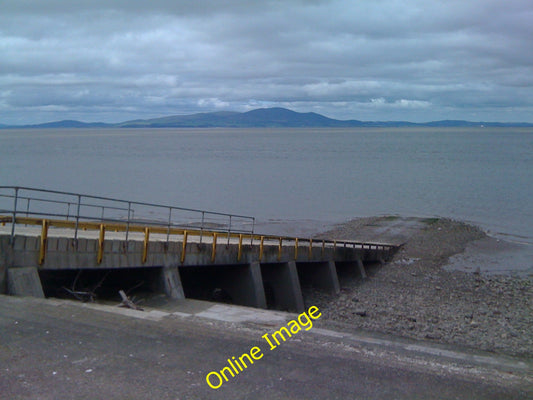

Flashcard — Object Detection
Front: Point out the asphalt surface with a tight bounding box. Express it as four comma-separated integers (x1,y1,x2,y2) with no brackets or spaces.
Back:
0,295,531,399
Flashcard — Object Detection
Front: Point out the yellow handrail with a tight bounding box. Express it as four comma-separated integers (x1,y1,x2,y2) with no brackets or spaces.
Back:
38,219,48,265
238,234,243,262
181,230,188,264
142,227,150,264
259,236,265,261
98,224,105,264
211,232,217,262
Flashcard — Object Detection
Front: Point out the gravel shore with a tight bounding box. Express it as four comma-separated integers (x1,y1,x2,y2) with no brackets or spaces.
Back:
307,217,533,357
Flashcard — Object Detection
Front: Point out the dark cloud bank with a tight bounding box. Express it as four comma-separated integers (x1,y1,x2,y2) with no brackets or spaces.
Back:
1,0,532,124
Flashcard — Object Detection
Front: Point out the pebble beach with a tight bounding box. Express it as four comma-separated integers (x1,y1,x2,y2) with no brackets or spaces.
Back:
308,217,533,357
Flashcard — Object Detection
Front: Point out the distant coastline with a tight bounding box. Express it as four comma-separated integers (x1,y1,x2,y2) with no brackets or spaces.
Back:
2,107,532,129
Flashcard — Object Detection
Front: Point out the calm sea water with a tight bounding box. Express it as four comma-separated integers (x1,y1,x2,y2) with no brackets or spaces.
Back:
1,127,532,242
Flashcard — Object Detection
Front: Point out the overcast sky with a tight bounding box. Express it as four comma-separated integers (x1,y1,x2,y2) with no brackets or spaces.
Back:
1,0,532,124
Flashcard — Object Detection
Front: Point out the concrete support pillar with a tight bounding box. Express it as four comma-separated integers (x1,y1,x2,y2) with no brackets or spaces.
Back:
219,262,267,309
0,260,6,295
7,267,45,298
160,266,185,299
296,261,341,294
0,236,11,294
179,262,267,308
261,261,304,313
0,262,6,294
357,259,367,279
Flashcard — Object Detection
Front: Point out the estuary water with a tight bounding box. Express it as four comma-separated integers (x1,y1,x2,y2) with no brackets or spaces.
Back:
0,127,532,243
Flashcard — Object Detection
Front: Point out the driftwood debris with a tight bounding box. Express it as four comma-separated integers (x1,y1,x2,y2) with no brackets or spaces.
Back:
63,270,110,302
62,287,95,302
118,290,144,311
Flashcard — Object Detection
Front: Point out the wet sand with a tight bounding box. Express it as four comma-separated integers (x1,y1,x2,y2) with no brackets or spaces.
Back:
446,236,533,277
305,217,533,357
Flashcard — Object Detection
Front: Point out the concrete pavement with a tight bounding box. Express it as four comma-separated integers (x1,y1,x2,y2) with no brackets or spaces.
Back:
0,295,531,399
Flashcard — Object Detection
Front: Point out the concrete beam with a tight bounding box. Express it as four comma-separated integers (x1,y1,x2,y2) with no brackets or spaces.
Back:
297,261,341,294
261,261,304,313
7,267,45,298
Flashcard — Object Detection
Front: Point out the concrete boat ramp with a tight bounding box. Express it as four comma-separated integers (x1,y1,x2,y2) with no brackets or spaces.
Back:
1,187,397,312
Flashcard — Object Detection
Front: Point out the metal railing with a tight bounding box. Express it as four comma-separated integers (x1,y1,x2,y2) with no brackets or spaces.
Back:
0,186,255,242
0,186,399,266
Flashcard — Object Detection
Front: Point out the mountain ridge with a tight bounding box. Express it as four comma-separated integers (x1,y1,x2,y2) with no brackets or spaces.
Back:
2,107,532,128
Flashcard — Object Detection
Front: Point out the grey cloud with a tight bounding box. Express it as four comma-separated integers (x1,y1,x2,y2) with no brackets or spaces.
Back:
1,0,532,124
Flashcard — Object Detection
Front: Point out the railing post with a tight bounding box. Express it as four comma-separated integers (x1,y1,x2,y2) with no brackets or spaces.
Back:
250,217,255,245
74,195,81,240
211,232,217,262
181,230,188,264
10,187,19,244
227,215,232,245
166,207,172,243
39,219,49,265
97,224,105,264
125,201,132,241
238,234,243,262
199,211,205,244
259,236,264,261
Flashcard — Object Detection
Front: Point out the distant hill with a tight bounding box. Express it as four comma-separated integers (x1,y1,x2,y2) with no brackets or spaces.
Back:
116,111,241,128
224,107,359,127
2,108,532,128
116,108,361,128
35,120,110,128
1,120,111,129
